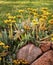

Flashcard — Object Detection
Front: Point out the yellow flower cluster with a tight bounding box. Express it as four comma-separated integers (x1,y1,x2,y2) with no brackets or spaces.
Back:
3,45,9,49
13,59,29,65
0,41,9,49
4,13,16,24
8,16,16,19
4,19,16,24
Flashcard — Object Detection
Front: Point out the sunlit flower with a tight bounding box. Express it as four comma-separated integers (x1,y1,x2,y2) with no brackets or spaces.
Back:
3,45,9,49
39,18,45,22
41,15,48,20
18,10,24,13
0,41,5,46
43,11,51,16
33,12,38,16
50,33,53,37
51,37,53,41
17,15,22,19
17,61,20,64
32,9,38,12
11,20,16,23
4,20,9,23
32,19,39,25
30,12,33,15
4,19,16,24
6,13,11,16
8,16,16,19
13,60,17,64
51,15,53,17
48,19,53,24
41,7,48,12
27,8,32,11
23,25,30,30
0,58,2,61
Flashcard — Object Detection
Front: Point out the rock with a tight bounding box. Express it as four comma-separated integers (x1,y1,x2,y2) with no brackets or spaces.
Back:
31,50,53,65
40,41,51,52
17,43,42,63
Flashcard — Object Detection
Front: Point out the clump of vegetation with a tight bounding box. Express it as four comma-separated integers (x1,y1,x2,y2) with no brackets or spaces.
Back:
0,7,53,65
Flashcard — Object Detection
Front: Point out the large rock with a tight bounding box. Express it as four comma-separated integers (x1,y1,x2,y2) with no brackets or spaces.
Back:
40,41,51,52
31,50,53,65
17,43,42,63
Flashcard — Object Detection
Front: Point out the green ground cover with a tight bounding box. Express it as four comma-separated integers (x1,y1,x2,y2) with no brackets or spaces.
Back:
0,0,53,25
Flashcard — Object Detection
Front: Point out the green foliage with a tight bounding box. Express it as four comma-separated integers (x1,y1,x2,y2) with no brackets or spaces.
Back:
0,0,53,65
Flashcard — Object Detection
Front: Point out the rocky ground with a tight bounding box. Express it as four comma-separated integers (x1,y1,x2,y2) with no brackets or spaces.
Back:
17,41,53,65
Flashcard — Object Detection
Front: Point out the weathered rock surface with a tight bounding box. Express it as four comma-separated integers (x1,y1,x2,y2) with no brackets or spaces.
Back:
17,43,42,63
40,41,51,52
31,50,53,65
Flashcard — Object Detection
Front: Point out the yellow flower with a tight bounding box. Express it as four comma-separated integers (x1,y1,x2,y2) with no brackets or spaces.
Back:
17,15,22,18
17,61,20,64
41,15,48,20
4,20,9,23
43,11,51,16
18,10,24,13
51,37,53,41
3,45,9,49
13,60,17,64
6,13,11,16
27,8,32,11
50,34,53,37
27,8,31,10
23,25,30,30
8,19,12,22
48,19,53,24
23,61,28,64
33,12,38,16
19,59,23,62
33,16,37,18
22,62,25,64
11,20,16,23
39,18,45,22
4,19,16,24
8,16,16,19
32,9,38,12
51,15,53,17
0,58,2,61
32,19,39,25
0,41,5,46
41,7,48,12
